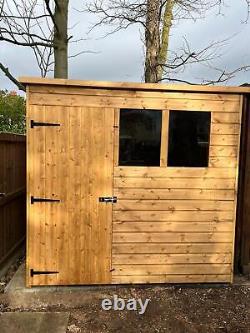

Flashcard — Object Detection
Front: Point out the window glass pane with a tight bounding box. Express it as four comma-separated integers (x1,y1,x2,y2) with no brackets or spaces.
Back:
168,111,211,167
119,109,162,166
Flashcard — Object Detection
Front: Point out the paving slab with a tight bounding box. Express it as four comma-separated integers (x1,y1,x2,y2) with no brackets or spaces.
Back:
0,312,69,333
0,291,110,310
2,264,122,309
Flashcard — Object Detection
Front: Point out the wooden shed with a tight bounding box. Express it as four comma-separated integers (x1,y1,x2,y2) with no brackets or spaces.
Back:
20,77,250,286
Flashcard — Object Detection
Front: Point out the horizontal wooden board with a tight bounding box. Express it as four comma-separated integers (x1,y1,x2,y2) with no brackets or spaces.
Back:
113,232,233,243
29,85,241,102
209,157,237,168
114,200,234,211
114,177,235,189
211,124,240,135
113,221,233,233
112,253,232,264
112,264,231,275
111,274,231,283
20,76,250,94
113,210,234,222
114,188,235,200
112,243,232,254
29,93,240,112
114,167,236,178
210,135,238,146
212,113,240,124
210,146,238,157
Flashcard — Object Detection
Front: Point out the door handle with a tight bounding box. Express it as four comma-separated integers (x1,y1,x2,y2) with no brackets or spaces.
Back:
99,196,117,203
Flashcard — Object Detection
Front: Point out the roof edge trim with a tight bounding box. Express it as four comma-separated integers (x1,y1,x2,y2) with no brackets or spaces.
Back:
19,77,250,94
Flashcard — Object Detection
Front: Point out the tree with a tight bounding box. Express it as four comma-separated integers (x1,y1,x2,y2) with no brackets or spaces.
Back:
87,0,250,83
0,0,70,90
52,0,69,79
0,90,25,134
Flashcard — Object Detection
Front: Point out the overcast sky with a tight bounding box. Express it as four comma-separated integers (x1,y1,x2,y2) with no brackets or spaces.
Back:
0,0,250,92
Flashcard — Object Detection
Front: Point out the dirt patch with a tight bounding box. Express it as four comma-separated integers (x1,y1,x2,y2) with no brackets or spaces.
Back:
0,283,249,332
64,285,250,332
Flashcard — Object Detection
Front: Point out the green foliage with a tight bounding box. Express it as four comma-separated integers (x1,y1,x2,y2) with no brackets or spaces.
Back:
0,90,26,134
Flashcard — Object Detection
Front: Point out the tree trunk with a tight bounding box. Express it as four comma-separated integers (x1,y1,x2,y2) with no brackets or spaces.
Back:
144,0,161,83
53,0,69,79
157,0,175,81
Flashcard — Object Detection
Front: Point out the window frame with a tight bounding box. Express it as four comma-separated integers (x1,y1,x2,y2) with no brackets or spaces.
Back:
166,109,212,168
117,108,163,167
115,108,212,168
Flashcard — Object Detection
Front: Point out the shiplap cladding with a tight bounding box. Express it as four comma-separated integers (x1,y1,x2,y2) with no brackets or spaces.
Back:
24,79,242,286
112,92,241,284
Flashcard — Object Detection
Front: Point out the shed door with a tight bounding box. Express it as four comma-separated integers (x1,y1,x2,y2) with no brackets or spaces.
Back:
27,106,114,286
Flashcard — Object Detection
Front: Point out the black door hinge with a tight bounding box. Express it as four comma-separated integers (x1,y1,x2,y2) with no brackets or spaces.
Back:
30,269,59,277
99,196,117,203
31,196,60,204
31,120,60,128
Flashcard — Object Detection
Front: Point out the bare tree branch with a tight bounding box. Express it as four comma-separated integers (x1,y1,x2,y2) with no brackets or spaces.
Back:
0,1,55,77
44,0,59,32
85,0,147,36
0,0,54,78
0,35,51,47
0,62,26,91
0,28,52,44
86,0,250,84
158,76,200,84
0,0,92,81
197,65,250,85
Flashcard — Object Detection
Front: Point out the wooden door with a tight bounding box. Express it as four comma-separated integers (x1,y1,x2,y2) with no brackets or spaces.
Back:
27,105,115,286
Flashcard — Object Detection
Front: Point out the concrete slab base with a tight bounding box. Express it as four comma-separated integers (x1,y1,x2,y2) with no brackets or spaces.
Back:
0,312,69,333
2,263,123,309
5,264,119,293
0,291,109,310
5,264,58,293
2,262,250,310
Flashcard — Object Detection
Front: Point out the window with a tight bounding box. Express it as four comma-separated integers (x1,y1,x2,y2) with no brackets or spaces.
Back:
168,111,211,167
119,109,162,166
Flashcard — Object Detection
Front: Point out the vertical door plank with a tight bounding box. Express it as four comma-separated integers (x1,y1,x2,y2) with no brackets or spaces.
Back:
104,108,115,280
68,107,82,284
91,107,102,282
88,107,114,283
27,105,46,286
79,107,89,282
57,106,69,284
44,106,60,285
114,109,120,167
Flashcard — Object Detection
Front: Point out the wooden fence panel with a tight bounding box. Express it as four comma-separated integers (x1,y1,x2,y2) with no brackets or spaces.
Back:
0,133,26,266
